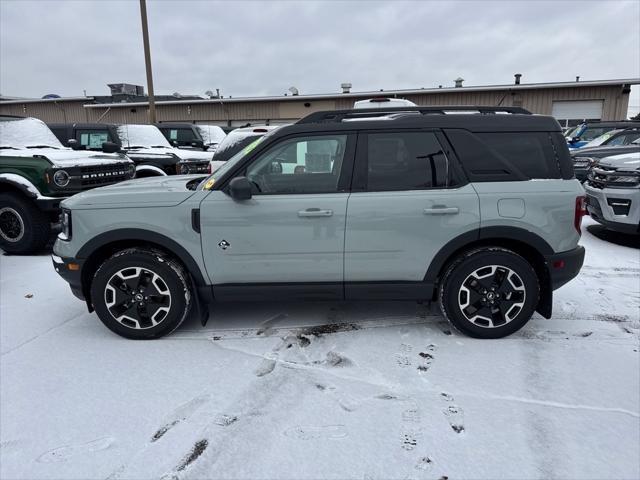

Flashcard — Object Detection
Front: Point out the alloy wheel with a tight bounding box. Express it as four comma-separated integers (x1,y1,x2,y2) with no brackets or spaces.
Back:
0,207,25,243
104,267,172,329
458,265,526,328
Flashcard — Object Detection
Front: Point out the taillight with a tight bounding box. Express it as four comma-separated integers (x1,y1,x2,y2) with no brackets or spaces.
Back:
574,196,586,234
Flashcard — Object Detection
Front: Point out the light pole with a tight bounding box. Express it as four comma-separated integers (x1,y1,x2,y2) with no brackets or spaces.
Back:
139,0,156,123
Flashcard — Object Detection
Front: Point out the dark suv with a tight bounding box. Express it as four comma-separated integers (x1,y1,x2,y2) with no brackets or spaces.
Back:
50,123,213,177
53,106,585,340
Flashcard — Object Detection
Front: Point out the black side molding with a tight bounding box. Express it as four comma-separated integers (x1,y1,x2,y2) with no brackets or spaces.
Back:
191,209,201,233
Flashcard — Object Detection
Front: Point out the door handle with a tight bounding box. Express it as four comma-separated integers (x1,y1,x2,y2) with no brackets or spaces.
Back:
298,208,333,218
423,206,459,215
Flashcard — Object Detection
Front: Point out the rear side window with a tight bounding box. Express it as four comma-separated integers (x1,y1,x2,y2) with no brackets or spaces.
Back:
477,132,561,179
445,129,564,181
366,132,448,191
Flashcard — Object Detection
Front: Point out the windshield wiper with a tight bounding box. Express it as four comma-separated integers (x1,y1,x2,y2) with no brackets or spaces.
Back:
25,145,59,149
150,145,170,149
0,146,18,150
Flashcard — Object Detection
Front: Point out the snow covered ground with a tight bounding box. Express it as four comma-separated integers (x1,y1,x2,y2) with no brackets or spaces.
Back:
1,217,638,480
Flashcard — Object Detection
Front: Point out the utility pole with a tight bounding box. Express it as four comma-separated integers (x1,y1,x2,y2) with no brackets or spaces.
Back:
139,0,156,123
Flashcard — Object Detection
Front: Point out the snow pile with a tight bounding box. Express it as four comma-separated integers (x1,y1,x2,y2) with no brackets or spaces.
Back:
0,117,63,149
116,125,171,149
1,217,638,480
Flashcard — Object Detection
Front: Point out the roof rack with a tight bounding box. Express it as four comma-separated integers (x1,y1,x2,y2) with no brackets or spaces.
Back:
297,105,532,124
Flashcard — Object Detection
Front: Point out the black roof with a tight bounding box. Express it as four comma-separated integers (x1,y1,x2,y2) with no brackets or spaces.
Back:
285,106,561,134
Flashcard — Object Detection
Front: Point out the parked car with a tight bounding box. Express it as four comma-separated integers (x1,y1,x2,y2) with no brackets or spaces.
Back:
354,97,418,109
566,121,639,149
50,123,213,177
581,127,640,148
584,151,639,234
205,125,281,173
0,117,134,254
52,105,585,340
156,123,227,153
571,137,640,181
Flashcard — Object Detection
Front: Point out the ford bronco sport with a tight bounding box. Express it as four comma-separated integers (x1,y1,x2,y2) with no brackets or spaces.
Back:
1,116,134,254
52,106,585,339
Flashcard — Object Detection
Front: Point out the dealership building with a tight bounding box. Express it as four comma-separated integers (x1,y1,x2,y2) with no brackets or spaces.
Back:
1,76,638,128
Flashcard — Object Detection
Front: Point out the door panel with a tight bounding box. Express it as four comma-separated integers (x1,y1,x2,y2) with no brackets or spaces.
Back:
200,191,348,284
344,185,480,283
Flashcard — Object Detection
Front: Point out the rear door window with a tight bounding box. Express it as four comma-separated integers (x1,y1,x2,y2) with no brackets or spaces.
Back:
365,131,449,191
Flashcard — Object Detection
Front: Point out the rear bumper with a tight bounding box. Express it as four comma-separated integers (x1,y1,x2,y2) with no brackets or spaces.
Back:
51,254,85,301
545,246,585,290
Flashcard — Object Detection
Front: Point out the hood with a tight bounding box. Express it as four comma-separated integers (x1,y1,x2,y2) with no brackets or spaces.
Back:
62,174,201,210
0,148,131,167
573,144,640,158
172,149,213,162
598,152,640,171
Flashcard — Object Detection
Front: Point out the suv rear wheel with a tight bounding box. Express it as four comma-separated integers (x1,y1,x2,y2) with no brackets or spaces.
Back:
91,248,193,339
439,247,539,338
0,193,51,254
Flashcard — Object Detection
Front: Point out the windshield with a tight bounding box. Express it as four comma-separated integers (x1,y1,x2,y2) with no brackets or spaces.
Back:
583,129,624,148
196,125,226,145
0,117,64,149
581,126,616,142
200,137,265,190
116,125,172,148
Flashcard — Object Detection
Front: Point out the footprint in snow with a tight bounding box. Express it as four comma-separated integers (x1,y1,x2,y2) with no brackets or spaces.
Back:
441,392,465,434
151,394,211,442
255,358,277,377
36,437,114,463
284,425,347,440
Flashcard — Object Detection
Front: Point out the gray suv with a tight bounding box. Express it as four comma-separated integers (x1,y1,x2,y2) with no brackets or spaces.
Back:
584,152,640,234
52,106,586,340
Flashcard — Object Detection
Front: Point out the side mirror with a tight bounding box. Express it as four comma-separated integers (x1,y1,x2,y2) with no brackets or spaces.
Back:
191,139,205,150
68,139,81,150
102,142,120,154
229,176,252,201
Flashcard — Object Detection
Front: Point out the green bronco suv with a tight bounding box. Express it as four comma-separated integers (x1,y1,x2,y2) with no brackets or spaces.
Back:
52,106,586,340
0,116,135,253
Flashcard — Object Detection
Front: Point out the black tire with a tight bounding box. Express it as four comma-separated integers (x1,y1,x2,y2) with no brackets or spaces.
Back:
0,193,51,254
439,247,539,339
90,248,193,339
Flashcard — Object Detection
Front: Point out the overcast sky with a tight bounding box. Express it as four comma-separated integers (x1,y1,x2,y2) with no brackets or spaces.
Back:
1,0,639,115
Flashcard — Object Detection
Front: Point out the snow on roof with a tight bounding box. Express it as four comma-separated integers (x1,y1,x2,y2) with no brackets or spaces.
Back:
116,124,171,148
0,117,63,149
196,125,226,145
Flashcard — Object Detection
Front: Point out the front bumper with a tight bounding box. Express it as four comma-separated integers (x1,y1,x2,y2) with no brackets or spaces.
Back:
585,183,640,234
545,246,585,290
51,254,85,301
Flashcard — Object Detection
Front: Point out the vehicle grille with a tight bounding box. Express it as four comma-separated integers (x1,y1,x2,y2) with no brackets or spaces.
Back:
80,163,131,187
586,166,616,189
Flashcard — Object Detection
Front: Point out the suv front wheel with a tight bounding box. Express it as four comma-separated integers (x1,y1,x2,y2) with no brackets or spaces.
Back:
0,193,51,254
91,248,193,339
439,247,539,338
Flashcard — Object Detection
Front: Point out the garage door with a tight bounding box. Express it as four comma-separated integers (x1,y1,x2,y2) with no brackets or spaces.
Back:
552,100,603,121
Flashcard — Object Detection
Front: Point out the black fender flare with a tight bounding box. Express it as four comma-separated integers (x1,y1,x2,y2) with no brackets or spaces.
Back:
0,175,39,199
77,228,208,287
424,226,554,284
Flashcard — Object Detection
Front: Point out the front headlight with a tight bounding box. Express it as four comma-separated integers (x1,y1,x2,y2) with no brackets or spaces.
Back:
53,170,70,187
59,209,72,240
607,174,640,187
573,156,595,167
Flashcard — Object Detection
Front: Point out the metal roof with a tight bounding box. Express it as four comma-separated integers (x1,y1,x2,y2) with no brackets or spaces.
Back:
1,78,638,108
